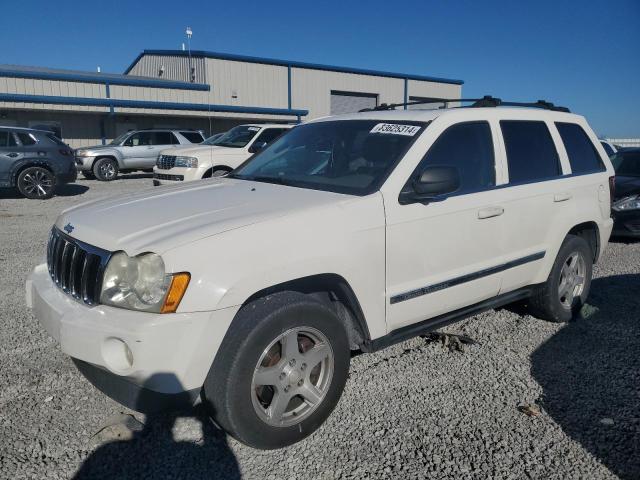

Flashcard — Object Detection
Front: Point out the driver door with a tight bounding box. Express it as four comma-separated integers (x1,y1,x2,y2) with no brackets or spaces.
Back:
384,120,507,331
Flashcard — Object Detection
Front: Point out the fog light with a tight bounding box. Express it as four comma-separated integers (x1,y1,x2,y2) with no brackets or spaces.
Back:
102,337,134,373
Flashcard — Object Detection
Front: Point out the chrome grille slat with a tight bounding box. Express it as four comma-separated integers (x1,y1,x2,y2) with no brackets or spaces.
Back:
46,228,111,306
156,155,176,170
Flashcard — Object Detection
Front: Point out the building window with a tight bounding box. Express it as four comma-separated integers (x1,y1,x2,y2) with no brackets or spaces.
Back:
330,91,378,115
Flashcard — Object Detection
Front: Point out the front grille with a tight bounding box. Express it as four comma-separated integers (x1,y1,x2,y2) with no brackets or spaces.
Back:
156,155,176,170
153,173,184,181
46,228,111,305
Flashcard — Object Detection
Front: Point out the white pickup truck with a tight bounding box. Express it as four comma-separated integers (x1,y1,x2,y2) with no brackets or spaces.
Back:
153,124,292,185
27,100,614,449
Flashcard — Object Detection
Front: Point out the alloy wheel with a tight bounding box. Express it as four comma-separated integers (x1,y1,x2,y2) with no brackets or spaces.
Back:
558,251,586,309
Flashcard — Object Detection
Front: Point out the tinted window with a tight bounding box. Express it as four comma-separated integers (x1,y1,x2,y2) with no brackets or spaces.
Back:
125,132,174,146
407,122,495,193
154,132,175,145
179,131,204,143
254,128,288,145
215,126,261,148
46,133,66,146
501,121,561,183
231,120,425,195
611,152,640,177
17,132,37,146
600,141,615,156
556,123,605,174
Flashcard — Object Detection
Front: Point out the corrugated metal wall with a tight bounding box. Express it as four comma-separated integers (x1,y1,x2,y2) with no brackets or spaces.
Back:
127,54,207,83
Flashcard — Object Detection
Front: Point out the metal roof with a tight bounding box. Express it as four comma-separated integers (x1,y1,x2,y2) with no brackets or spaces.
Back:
0,64,210,91
125,50,464,85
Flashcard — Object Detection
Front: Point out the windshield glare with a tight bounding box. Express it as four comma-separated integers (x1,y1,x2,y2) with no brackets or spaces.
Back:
110,132,131,145
230,120,425,195
202,133,224,145
611,152,640,177
214,125,261,148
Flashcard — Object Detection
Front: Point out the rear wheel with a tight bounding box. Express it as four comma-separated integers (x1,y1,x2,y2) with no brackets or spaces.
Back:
93,157,118,181
528,235,593,322
202,293,350,449
17,166,56,199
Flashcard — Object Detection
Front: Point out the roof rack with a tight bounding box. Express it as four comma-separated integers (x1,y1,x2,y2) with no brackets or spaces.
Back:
360,95,570,113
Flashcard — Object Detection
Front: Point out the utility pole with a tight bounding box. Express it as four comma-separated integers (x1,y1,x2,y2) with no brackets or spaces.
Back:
186,27,193,82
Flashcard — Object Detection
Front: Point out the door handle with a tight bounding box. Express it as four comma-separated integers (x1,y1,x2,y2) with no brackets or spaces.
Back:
478,206,504,219
554,193,572,202
6,153,19,158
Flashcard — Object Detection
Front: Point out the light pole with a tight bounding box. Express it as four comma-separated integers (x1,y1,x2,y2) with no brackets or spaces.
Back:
186,26,193,82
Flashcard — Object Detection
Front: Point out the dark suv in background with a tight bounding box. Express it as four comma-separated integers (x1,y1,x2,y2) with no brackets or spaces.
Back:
611,147,640,238
0,127,76,199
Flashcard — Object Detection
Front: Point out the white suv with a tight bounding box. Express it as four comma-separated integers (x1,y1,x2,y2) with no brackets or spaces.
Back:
152,123,292,185
26,99,614,449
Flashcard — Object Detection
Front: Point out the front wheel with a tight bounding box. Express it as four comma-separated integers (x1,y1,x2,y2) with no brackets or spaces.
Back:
93,158,119,181
17,166,56,199
202,293,350,449
528,234,593,322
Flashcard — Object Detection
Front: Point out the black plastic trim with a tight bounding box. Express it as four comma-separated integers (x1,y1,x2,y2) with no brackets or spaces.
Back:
366,287,534,352
390,251,545,305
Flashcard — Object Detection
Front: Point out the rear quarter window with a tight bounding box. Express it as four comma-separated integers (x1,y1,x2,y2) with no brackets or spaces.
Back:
555,122,606,174
17,132,37,146
500,121,561,183
179,131,204,143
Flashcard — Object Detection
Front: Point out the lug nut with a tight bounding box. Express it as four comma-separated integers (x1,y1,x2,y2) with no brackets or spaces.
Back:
284,385,290,393
279,372,286,380
297,379,304,387
289,359,296,366
301,363,307,371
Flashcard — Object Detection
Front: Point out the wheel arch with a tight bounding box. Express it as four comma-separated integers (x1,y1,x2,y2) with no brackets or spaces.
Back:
202,165,232,178
10,160,54,187
567,221,600,263
241,273,371,351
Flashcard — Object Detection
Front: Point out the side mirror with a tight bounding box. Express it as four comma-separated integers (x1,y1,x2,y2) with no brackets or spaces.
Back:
400,165,461,204
249,141,267,153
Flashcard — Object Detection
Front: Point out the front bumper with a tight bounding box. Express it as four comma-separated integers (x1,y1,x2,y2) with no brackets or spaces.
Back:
26,263,238,410
75,156,95,171
612,210,640,238
153,166,203,185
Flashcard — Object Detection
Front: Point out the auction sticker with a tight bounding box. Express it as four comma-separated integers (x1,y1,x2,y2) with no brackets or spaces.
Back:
370,123,421,136
248,126,260,131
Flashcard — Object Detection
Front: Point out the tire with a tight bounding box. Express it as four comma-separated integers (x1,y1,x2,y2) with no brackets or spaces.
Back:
81,171,96,180
16,166,56,199
202,292,350,449
93,157,119,181
528,234,593,322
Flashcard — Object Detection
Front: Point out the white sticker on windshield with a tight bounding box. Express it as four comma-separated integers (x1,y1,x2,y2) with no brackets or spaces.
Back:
370,123,421,136
248,127,260,131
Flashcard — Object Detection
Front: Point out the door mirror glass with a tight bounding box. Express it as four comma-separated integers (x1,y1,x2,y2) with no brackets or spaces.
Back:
249,141,267,153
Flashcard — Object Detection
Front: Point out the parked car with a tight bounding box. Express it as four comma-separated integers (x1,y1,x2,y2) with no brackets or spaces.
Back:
153,124,292,185
600,139,618,157
611,147,640,237
27,103,614,449
75,129,205,181
0,126,76,199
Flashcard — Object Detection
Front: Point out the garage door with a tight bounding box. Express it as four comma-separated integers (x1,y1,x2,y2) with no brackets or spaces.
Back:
330,91,378,115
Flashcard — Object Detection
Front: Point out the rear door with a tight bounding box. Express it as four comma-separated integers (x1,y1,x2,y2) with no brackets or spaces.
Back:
495,118,569,293
123,131,179,168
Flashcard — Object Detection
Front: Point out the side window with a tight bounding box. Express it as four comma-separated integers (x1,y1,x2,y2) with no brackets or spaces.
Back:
556,122,605,174
17,132,37,146
600,141,614,157
152,132,174,145
500,121,561,183
407,121,495,194
0,131,9,147
255,128,287,145
179,131,204,143
124,133,142,146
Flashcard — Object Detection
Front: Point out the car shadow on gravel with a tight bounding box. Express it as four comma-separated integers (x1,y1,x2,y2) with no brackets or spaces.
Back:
74,375,240,480
531,274,640,480
0,184,89,199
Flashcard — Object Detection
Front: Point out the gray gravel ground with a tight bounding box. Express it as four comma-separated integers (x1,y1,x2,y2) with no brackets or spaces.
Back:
1,176,638,480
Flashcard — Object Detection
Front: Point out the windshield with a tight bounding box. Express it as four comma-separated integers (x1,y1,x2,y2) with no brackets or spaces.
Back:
229,120,426,196
110,132,132,145
214,125,261,148
612,151,640,177
202,132,225,145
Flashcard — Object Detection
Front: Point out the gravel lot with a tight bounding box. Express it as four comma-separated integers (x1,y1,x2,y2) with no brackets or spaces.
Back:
1,176,638,480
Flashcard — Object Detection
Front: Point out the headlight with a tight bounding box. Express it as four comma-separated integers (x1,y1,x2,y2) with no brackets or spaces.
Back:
100,252,190,313
612,195,640,212
75,150,91,157
174,156,198,168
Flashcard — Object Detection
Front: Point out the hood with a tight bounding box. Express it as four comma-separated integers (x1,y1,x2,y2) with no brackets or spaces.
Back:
614,175,640,200
56,179,348,255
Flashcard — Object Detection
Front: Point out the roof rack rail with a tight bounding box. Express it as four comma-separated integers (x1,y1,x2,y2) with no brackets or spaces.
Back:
359,95,570,113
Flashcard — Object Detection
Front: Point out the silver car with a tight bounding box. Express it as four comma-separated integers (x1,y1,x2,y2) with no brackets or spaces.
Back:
75,129,204,181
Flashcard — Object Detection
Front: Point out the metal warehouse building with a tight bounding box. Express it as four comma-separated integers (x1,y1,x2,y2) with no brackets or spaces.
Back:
0,50,463,148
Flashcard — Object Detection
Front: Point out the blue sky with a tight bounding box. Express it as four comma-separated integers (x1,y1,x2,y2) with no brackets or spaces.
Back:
1,0,638,137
